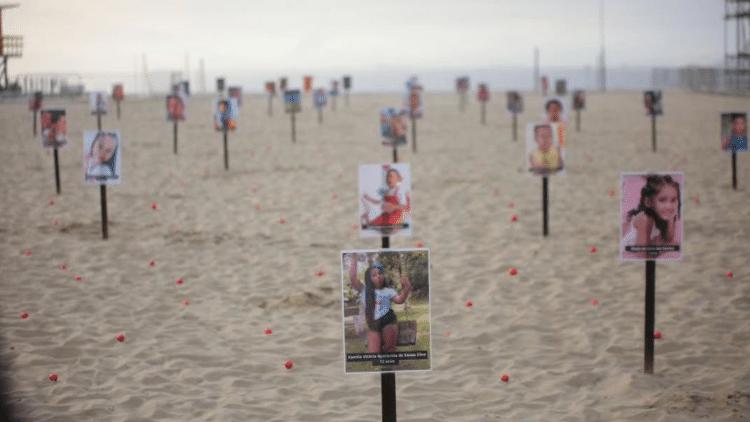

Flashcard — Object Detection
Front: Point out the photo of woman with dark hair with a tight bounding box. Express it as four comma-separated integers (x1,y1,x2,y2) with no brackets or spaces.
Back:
83,131,121,185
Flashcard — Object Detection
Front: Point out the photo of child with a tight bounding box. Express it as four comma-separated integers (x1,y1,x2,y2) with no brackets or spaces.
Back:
720,112,748,153
28,91,43,112
40,109,67,149
279,77,287,92
228,87,243,108
284,90,301,114
620,173,683,261
456,77,469,94
507,91,523,114
341,248,431,374
404,77,423,119
380,108,408,147
541,76,549,96
83,131,121,185
477,83,490,103
359,164,412,238
89,92,108,115
166,84,187,122
330,80,340,97
644,90,663,116
216,78,225,93
572,90,586,111
213,98,238,131
112,84,124,101
543,97,567,147
555,79,567,96
343,76,351,90
526,123,564,177
313,88,327,109
265,81,276,98
303,76,313,93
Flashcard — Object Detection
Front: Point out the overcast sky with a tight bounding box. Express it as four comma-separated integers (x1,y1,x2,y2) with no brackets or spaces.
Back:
4,0,725,77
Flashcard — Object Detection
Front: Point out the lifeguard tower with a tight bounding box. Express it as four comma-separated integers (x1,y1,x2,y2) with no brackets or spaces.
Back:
0,3,22,93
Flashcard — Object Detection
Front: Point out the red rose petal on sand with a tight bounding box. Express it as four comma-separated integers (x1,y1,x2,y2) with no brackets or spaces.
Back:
24,250,32,256
279,218,285,224
414,242,424,248
331,193,337,199
48,199,55,206
465,301,473,307
250,151,256,157
351,225,357,231
21,312,28,319
149,260,156,267
265,328,273,335
254,204,260,211
693,197,700,205
590,247,597,253
284,360,293,369
509,203,515,208
251,187,258,193
151,203,157,210
116,334,125,342
316,271,324,277
509,268,518,276
609,190,615,197
500,374,510,382
179,180,185,188
493,189,499,196
590,299,599,306
176,278,184,285
727,271,733,278
654,331,662,340
510,214,517,222
52,219,58,226
49,373,58,382
173,227,180,232
182,300,190,306
444,331,452,336
75,275,81,281
60,264,67,270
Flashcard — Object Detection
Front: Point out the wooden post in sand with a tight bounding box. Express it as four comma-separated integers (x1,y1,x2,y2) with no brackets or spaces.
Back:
53,148,61,194
512,113,518,141
173,120,179,155
732,152,738,190
542,177,549,237
380,235,397,421
651,114,657,152
644,260,656,374
411,118,417,153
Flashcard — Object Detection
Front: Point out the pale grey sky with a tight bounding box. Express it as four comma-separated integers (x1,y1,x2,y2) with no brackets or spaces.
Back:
3,0,725,77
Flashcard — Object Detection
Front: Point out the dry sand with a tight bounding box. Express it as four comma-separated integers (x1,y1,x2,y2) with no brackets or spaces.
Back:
1,89,749,422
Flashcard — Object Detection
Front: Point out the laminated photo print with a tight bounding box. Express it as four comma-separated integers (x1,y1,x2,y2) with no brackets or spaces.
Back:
343,76,351,90
40,109,68,149
341,248,431,374
89,92,108,115
506,91,523,114
284,90,301,113
265,81,276,98
279,77,288,91
620,172,683,262
228,86,243,108
542,97,567,147
477,83,490,103
83,131,121,186
166,83,187,122
303,75,313,93
555,79,567,96
181,81,190,97
541,76,549,96
28,91,43,112
404,78,423,119
330,80,340,97
379,108,408,147
213,98,239,131
112,84,124,101
456,77,469,94
644,90,663,116
525,123,565,177
572,90,586,111
720,112,748,153
313,88,328,109
359,163,412,238
216,78,225,93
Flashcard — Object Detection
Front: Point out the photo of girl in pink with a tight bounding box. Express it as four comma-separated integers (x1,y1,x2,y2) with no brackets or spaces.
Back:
359,164,412,238
40,109,68,149
620,173,683,261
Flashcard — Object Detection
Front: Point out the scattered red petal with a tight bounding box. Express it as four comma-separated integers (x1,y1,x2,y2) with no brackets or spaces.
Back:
116,334,125,342
509,268,518,276
52,219,58,226
444,331,451,336
21,312,28,319
182,300,190,306
176,278,184,285
284,360,294,369
351,225,357,231
590,299,599,306
60,264,67,270
179,181,185,188
254,204,260,211
151,203,157,210
509,203,515,208
279,218,285,224
173,226,180,232
265,328,273,335
24,250,32,256
493,189,499,196
414,242,424,248
251,187,258,193
510,214,517,222
48,199,55,206
331,193,337,199
316,271,324,277
75,275,82,281
590,247,597,253
250,151,256,157
49,373,58,382
609,190,615,197
654,331,662,340
465,301,473,307
727,271,733,278
693,197,700,205
500,374,510,382
149,260,156,267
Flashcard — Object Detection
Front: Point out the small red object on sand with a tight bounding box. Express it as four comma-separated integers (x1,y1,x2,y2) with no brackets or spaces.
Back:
609,190,615,197
182,300,190,306
414,242,423,248
316,271,324,277
654,331,662,340
149,260,155,266
52,219,58,226
509,268,518,276
75,275,82,281
284,360,293,369
176,278,184,285
279,218,285,224
331,193,337,199
24,250,32,256
49,373,58,382
60,264,67,270
48,199,55,206
590,247,597,253
21,312,28,319
465,301,473,307
500,374,509,382
151,203,157,210
116,334,125,342
590,299,598,306
693,197,700,205
444,331,451,336
265,328,273,335
509,203,515,208
726,271,733,278
510,214,517,222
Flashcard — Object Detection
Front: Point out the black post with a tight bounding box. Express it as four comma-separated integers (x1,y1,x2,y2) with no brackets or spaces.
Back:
732,152,738,190
382,372,396,422
542,177,549,237
393,144,398,164
97,114,102,131
116,101,121,120
291,111,296,143
223,128,229,170
644,260,656,374
33,111,37,136
481,102,486,125
53,148,61,194
411,118,417,153
576,110,581,133
651,115,657,152
173,120,178,155
512,113,518,141
318,108,323,124
100,185,108,239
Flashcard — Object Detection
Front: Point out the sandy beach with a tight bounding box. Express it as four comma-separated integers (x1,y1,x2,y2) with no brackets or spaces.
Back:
1,89,749,421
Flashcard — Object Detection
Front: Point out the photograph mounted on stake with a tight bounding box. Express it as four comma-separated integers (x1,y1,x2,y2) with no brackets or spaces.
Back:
341,248,431,374
359,163,412,238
